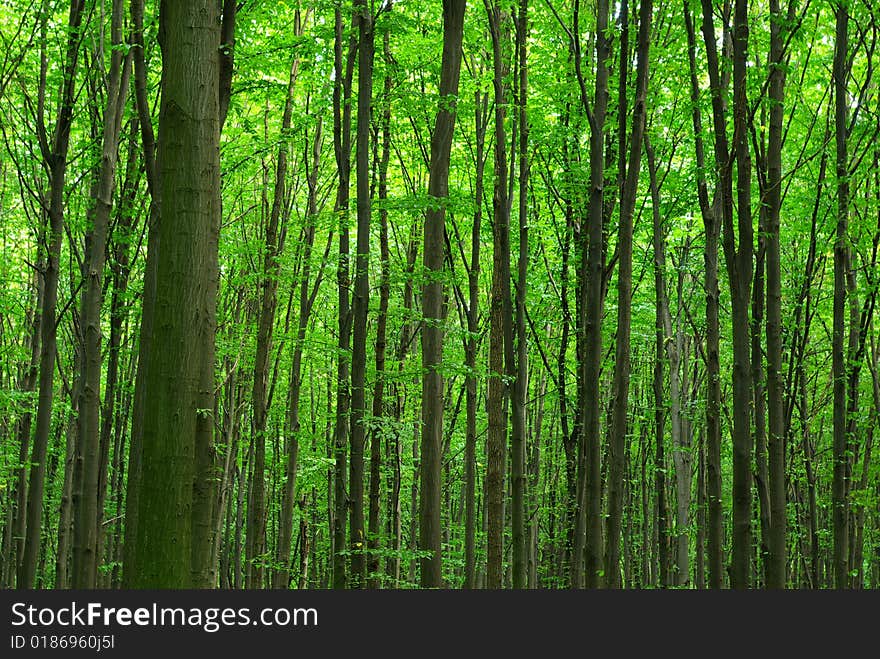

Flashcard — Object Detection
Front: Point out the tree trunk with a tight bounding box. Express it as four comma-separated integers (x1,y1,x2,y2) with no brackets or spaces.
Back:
275,117,322,589
121,0,158,586
751,215,770,586
485,0,512,590
349,0,374,590
763,0,791,590
248,28,302,590
72,0,130,589
7,270,42,588
832,1,849,591
331,5,358,590
463,89,488,589
128,0,221,588
724,0,755,591
574,0,611,589
55,348,82,589
696,0,732,589
19,0,86,590
509,0,530,590
368,23,393,588
420,0,467,588
605,0,652,589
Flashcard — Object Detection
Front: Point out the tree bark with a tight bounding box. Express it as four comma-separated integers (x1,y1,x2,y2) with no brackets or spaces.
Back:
573,0,611,589
832,1,849,591
72,0,130,589
463,89,488,590
420,0,467,588
275,117,323,589
349,0,374,590
605,0,652,589
331,5,357,590
509,0,530,590
121,0,159,586
696,0,732,589
764,0,791,588
485,0,513,590
725,0,755,591
367,21,393,588
128,0,221,588
19,0,86,590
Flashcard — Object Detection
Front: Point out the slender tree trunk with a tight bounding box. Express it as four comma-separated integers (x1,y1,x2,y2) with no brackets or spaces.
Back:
485,0,513,590
463,90,488,590
832,1,849,591
752,219,770,586
509,0,530,590
248,30,301,590
645,136,672,588
121,0,159,586
367,24,393,588
349,0,374,590
696,0,732,589
8,271,42,588
19,0,86,590
574,0,611,589
764,0,791,588
331,5,358,590
275,117,323,589
420,0,467,588
695,425,707,589
528,366,547,588
72,0,130,589
97,121,140,589
605,0,651,589
387,228,417,587
55,348,81,589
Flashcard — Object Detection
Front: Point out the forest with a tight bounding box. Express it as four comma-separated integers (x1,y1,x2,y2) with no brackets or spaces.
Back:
0,0,878,591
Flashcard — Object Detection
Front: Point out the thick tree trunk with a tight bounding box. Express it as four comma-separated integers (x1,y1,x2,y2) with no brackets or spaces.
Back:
128,0,221,588
724,0,755,591
191,0,235,591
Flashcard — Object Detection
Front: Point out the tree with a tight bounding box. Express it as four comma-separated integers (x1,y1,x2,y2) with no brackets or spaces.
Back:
126,0,222,588
420,0,467,588
18,0,86,590
72,0,131,589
